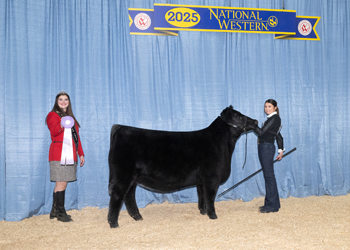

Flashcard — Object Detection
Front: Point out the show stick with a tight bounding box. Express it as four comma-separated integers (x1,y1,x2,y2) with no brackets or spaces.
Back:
217,147,297,199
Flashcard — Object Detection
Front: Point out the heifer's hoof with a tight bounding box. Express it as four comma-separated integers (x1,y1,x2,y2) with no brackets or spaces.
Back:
109,222,119,228
131,214,143,221
208,213,218,220
199,209,206,215
108,219,119,228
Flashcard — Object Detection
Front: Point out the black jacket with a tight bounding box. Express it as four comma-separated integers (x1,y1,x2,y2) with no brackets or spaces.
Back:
253,114,284,151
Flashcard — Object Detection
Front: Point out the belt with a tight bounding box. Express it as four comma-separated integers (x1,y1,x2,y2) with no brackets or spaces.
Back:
258,139,273,144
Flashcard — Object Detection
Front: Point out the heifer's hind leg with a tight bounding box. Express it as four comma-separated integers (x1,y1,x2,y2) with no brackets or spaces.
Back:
125,182,142,221
108,174,135,228
197,184,207,215
108,187,124,228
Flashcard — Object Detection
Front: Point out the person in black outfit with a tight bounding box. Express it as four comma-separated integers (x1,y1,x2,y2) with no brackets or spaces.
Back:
253,99,285,213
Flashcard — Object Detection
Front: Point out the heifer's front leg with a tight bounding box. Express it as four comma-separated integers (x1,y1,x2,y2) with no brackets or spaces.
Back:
202,181,220,219
125,183,143,221
196,184,206,215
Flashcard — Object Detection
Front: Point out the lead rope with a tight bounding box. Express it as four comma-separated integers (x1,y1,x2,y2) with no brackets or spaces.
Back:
240,117,248,170
219,115,248,169
242,132,248,169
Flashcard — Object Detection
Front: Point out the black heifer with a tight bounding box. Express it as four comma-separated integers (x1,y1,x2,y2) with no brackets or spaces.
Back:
108,106,257,228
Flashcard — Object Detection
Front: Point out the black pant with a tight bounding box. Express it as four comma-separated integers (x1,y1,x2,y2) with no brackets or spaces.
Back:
258,142,280,210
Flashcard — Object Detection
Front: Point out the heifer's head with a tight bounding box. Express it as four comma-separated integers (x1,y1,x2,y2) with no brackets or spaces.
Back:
220,106,258,132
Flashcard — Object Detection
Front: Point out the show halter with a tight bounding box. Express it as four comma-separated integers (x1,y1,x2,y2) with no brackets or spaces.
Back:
219,115,248,169
219,115,247,131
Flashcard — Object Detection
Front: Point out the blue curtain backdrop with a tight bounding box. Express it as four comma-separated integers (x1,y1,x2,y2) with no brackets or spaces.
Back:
0,0,349,221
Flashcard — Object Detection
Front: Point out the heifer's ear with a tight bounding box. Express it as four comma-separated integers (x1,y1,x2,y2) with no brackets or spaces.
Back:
229,105,233,109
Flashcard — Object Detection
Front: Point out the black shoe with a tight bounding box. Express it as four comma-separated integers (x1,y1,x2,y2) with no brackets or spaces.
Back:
260,207,279,213
56,190,73,222
259,206,265,211
57,212,73,222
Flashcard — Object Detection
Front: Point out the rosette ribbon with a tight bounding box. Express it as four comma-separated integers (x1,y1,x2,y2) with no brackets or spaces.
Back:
60,116,75,165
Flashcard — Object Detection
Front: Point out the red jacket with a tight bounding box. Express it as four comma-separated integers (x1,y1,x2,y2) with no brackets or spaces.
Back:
47,111,84,162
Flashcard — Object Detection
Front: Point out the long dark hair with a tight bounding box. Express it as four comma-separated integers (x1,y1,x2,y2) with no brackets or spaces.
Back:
45,91,81,127
265,99,279,116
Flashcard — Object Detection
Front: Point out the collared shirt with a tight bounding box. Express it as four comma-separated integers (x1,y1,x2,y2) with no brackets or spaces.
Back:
267,111,277,118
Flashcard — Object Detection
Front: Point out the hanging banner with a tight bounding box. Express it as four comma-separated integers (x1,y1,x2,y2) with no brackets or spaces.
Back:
129,8,178,36
275,16,320,40
129,4,320,41
154,4,297,35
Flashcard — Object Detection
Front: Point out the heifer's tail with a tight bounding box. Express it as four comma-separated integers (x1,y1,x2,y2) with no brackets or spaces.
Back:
110,124,122,148
108,124,123,197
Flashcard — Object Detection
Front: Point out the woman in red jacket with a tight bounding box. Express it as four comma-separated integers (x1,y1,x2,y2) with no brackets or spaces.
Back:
46,91,85,222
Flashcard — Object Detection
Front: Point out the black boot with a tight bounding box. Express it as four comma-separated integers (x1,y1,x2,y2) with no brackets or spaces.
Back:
50,192,71,220
49,192,58,219
56,190,73,222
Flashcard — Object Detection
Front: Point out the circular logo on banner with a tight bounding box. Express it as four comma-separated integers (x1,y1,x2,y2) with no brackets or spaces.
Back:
267,16,278,27
134,13,151,30
298,20,312,36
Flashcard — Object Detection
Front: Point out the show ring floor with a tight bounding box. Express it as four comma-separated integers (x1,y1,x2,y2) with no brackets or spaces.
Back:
0,195,349,249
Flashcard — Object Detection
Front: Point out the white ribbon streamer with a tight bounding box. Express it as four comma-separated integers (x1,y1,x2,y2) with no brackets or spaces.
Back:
60,128,74,165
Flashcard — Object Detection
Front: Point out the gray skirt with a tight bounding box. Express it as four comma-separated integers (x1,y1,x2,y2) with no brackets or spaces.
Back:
50,161,77,182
